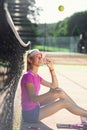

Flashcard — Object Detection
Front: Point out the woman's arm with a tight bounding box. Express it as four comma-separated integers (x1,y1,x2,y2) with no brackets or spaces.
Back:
41,58,59,89
26,82,59,103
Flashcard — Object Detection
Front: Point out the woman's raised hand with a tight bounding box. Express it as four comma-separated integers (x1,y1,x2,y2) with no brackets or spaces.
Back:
45,58,54,70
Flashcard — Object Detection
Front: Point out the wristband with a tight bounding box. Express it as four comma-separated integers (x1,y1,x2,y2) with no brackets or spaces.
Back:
50,69,54,71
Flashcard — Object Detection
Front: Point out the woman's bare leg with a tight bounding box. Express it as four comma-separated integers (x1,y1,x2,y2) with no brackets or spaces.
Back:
65,100,87,116
39,89,87,120
39,98,87,120
39,99,65,120
56,88,76,105
40,88,76,107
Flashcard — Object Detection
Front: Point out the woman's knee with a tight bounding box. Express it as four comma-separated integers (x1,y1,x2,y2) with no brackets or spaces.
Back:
58,98,68,108
57,89,66,98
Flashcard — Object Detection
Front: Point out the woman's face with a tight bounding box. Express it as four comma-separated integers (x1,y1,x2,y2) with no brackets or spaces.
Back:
29,53,43,67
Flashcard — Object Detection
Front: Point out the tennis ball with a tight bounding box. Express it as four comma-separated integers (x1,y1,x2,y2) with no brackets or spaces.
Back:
58,5,64,11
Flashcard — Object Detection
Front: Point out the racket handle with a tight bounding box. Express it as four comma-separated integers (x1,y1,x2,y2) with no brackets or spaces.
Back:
28,126,40,130
57,124,71,128
57,123,83,129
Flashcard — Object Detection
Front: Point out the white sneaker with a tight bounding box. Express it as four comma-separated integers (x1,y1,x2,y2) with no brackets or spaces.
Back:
81,116,87,123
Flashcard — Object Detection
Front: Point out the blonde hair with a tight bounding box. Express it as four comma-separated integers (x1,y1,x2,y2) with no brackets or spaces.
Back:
23,50,32,72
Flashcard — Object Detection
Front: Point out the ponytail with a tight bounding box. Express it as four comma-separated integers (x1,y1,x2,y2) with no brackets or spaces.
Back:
23,51,31,72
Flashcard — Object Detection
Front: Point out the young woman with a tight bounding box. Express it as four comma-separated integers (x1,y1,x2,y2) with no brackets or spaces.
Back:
21,49,87,123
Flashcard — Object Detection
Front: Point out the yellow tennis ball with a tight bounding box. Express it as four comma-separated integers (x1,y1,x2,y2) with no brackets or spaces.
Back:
58,5,64,11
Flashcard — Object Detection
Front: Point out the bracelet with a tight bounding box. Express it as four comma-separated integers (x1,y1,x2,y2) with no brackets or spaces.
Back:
50,69,54,71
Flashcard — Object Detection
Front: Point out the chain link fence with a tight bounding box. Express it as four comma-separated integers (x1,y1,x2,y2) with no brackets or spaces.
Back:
36,36,79,52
